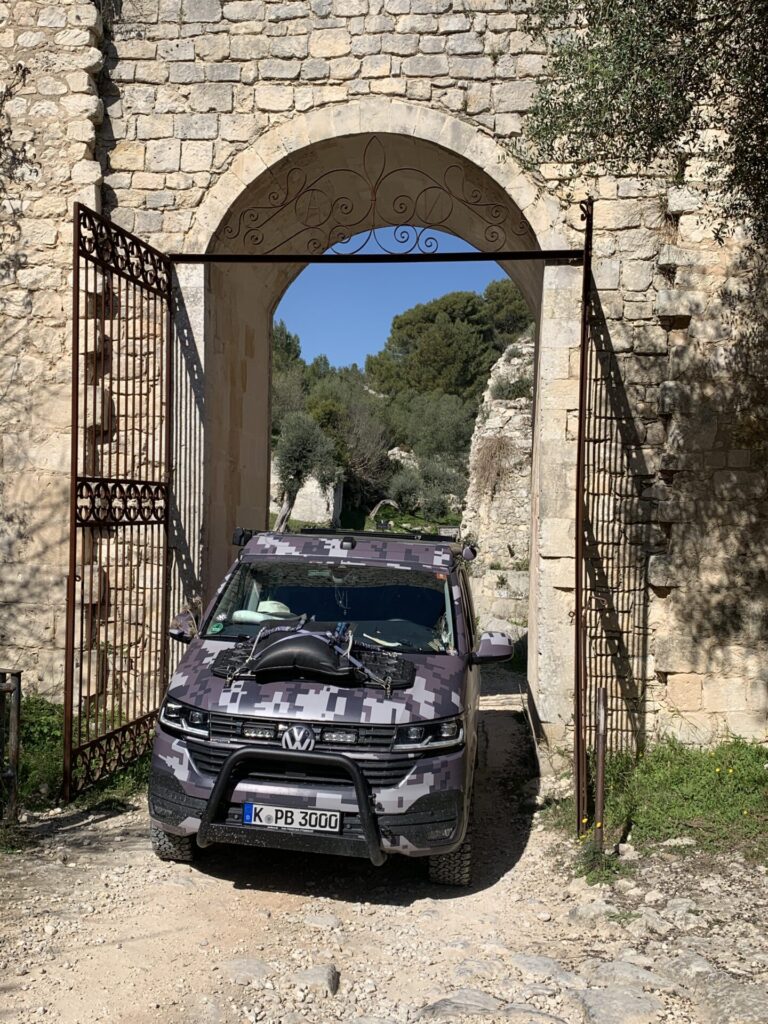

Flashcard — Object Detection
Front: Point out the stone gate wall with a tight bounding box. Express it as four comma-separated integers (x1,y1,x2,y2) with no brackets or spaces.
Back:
0,0,765,747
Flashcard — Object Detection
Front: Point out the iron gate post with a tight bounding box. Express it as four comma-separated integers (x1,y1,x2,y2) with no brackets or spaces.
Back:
574,197,594,836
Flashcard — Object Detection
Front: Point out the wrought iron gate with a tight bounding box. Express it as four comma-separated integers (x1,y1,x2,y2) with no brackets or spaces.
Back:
63,204,173,799
574,198,649,831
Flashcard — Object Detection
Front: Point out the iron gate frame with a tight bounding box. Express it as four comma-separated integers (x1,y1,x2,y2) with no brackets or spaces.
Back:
64,204,174,801
66,199,597,825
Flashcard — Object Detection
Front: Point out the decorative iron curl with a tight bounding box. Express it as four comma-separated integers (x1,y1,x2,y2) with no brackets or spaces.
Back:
77,207,171,296
214,135,535,256
71,713,157,793
75,477,167,527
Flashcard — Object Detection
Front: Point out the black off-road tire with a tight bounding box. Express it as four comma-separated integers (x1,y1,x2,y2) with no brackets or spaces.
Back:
150,825,195,863
428,810,473,887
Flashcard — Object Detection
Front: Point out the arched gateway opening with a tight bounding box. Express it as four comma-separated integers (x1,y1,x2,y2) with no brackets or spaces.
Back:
65,102,592,800
171,105,585,756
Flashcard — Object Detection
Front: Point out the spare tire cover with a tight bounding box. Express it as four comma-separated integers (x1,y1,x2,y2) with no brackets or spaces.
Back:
251,633,352,681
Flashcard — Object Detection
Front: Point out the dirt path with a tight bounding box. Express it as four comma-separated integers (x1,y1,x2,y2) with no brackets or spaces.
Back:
2,670,767,1024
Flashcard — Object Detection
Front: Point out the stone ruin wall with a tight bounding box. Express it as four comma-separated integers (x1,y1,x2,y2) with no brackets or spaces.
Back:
462,334,533,638
0,0,765,745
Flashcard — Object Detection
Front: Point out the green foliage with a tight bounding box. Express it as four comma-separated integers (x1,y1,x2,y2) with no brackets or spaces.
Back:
388,465,422,514
274,411,339,501
7,696,154,818
271,277,531,523
490,376,533,401
17,696,64,806
523,0,768,244
546,737,768,867
365,280,531,401
272,319,302,370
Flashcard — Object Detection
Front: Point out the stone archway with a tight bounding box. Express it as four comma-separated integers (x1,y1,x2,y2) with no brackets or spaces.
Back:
172,100,583,750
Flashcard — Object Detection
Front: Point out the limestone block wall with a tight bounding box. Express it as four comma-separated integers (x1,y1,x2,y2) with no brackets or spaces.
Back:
462,335,533,634
0,0,763,746
0,0,104,693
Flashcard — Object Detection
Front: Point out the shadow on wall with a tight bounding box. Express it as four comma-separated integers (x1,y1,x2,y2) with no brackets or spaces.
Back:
652,246,768,734
0,65,60,687
169,276,205,621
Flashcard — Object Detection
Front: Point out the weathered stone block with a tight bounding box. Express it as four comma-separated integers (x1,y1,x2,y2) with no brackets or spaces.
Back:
309,29,352,57
146,139,181,172
447,56,494,79
180,140,214,172
158,39,195,60
492,80,537,112
137,114,174,139
381,32,418,55
223,0,264,18
702,677,747,714
402,53,449,76
655,289,708,318
183,0,222,17
667,186,701,214
260,59,303,80
175,113,220,138
362,54,391,77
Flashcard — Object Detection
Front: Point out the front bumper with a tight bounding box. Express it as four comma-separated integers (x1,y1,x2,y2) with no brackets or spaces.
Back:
149,731,468,862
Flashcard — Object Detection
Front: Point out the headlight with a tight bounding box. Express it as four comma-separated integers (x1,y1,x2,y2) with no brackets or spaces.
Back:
393,716,464,751
159,698,210,739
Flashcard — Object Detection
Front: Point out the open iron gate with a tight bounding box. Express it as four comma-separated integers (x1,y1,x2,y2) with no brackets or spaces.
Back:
63,204,173,800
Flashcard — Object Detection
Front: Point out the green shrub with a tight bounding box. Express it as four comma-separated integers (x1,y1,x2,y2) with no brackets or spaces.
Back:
490,376,533,401
18,696,65,806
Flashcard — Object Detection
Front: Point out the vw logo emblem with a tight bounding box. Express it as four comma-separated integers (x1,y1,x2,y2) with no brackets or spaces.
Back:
281,725,316,752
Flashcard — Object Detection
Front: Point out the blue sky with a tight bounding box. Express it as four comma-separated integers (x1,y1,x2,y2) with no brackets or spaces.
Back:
274,230,507,367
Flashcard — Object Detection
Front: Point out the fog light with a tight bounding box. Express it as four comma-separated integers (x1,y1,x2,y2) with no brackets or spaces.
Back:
439,721,459,740
322,728,357,745
243,724,276,740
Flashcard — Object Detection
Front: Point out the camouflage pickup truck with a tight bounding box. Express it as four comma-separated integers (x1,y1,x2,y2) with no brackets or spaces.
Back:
148,530,514,885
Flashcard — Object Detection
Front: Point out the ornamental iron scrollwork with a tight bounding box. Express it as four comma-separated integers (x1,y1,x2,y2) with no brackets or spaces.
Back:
77,205,171,296
217,135,530,255
75,477,167,527
70,713,157,794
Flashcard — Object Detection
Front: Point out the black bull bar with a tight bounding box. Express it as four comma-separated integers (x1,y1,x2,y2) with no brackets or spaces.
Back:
196,746,387,866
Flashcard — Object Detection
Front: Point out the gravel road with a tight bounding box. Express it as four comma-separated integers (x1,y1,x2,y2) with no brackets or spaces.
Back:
2,668,767,1024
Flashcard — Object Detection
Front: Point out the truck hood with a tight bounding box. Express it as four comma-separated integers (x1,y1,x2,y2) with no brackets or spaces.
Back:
167,639,465,724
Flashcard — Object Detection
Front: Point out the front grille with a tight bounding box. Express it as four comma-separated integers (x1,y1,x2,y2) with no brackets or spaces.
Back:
186,738,417,789
209,713,397,752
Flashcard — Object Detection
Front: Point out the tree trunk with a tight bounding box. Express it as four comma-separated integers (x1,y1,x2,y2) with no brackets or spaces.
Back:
274,490,296,533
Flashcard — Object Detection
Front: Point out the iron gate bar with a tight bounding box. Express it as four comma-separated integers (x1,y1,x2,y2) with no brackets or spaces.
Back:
168,249,584,264
574,198,594,835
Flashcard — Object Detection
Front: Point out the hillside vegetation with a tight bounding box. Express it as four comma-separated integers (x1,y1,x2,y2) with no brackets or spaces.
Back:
271,279,531,526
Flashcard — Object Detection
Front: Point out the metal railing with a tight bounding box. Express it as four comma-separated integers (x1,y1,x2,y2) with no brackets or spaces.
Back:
0,670,21,823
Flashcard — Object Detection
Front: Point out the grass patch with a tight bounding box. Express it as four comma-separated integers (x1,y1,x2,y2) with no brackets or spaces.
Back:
545,737,768,866
5,695,152,816
574,839,634,885
364,508,461,535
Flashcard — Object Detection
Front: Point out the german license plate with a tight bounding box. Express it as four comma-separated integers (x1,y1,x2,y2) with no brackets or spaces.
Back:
242,803,341,833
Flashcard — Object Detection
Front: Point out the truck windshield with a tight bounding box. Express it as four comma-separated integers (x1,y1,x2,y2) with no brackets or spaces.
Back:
204,560,456,653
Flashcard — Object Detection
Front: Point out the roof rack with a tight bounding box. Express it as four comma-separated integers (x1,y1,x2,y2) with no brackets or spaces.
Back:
298,527,460,544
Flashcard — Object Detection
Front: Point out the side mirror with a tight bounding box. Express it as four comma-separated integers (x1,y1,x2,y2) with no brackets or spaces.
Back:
470,630,514,665
168,609,198,645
